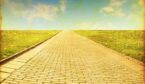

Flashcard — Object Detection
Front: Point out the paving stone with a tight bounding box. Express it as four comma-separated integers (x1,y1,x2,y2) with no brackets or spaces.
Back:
0,67,15,73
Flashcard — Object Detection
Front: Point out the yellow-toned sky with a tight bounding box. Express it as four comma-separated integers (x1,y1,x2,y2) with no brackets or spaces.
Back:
2,0,145,30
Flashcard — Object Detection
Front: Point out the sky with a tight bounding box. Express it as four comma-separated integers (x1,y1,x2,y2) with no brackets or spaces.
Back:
2,0,145,30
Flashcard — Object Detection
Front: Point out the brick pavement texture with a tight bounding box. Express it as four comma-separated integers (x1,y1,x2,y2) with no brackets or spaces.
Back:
1,31,144,84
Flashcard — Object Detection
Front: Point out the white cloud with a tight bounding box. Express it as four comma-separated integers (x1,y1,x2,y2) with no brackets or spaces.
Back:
5,0,67,21
60,0,67,13
101,0,126,17
110,0,125,7
26,4,59,21
100,0,144,30
102,7,114,13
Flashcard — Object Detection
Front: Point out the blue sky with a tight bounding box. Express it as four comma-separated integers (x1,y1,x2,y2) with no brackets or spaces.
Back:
2,0,145,30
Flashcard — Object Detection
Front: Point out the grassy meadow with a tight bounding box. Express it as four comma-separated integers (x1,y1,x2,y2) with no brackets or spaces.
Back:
75,30,144,62
0,30,60,60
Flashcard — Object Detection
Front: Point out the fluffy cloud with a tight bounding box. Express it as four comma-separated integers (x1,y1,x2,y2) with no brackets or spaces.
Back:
26,4,59,21
101,0,126,17
5,0,67,21
101,0,144,30
60,0,67,13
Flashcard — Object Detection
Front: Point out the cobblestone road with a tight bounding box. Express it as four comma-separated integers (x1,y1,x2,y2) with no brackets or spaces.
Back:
1,31,144,84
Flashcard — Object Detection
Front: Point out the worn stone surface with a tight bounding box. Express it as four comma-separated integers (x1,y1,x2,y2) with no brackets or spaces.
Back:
1,31,144,84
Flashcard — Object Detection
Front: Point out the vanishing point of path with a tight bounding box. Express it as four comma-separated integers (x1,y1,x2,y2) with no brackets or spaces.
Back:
0,31,144,84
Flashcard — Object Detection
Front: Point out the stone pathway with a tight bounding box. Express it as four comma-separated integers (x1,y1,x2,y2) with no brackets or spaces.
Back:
0,31,144,84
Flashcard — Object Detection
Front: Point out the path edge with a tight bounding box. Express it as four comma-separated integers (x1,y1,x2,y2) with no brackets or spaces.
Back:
0,32,59,65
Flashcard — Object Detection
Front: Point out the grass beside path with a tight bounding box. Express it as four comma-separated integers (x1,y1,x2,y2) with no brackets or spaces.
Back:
0,30,60,60
75,30,144,62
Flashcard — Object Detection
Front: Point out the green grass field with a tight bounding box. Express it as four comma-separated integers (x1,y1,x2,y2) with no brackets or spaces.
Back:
75,30,144,62
0,30,60,60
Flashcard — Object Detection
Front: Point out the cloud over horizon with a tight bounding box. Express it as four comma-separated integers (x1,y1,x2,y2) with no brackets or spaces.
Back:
5,0,67,21
101,0,126,17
